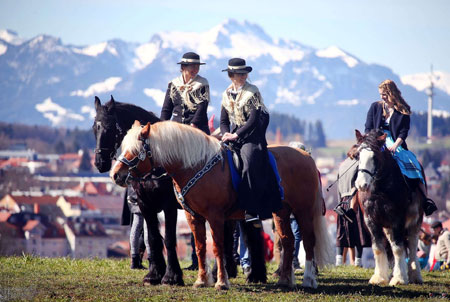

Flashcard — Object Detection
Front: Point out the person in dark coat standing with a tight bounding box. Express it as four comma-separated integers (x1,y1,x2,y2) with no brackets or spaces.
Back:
160,52,210,270
160,52,210,134
364,79,437,216
220,58,282,222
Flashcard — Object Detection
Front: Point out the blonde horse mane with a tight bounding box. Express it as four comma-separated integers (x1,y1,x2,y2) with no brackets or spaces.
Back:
121,121,222,169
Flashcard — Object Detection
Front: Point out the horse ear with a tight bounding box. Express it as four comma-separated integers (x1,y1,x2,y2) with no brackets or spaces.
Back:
377,133,387,141
107,95,116,112
94,96,101,111
141,122,151,138
133,120,141,127
355,129,363,141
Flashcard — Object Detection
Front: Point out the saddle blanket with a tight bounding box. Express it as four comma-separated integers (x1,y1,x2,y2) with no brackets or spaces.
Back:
226,149,285,200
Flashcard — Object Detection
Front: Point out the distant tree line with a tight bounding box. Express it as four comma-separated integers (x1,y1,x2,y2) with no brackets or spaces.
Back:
1,112,327,154
0,122,95,154
268,112,326,147
411,112,450,137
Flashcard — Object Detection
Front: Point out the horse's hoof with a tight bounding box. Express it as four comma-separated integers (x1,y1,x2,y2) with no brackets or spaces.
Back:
193,280,208,288
389,276,408,286
161,274,184,286
246,272,267,284
408,274,423,285
143,277,161,286
277,278,295,288
214,282,229,290
302,277,317,289
369,274,389,285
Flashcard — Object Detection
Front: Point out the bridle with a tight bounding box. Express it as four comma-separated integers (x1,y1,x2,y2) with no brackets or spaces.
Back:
356,143,378,179
117,135,158,184
94,117,124,161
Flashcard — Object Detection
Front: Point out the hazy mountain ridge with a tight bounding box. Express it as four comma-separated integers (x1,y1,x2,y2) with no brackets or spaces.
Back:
1,20,449,138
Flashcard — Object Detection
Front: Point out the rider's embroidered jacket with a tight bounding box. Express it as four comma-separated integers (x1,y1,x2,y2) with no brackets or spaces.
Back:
161,75,210,134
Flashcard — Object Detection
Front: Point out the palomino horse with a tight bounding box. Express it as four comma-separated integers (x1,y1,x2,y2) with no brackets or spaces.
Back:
111,121,334,289
352,129,423,286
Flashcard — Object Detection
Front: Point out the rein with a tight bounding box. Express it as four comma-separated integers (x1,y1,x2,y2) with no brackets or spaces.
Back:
173,152,223,217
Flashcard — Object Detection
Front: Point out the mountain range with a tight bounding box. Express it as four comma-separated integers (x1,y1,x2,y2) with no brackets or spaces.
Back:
1,19,449,139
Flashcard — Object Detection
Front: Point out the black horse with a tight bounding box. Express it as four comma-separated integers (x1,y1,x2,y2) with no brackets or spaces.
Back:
353,129,423,286
93,96,237,285
94,95,183,285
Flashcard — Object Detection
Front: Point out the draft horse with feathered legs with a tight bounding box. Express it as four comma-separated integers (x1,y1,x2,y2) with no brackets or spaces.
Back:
352,129,423,286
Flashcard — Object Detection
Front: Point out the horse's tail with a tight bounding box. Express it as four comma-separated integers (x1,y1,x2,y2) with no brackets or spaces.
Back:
312,170,335,267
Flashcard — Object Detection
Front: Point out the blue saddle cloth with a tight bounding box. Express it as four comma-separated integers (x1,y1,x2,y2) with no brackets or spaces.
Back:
383,129,425,184
226,149,284,200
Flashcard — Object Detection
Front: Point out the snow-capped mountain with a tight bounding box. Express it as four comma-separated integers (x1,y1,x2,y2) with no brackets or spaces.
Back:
1,19,449,139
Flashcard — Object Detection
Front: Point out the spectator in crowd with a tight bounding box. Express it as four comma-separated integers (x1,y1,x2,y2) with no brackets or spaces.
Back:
417,229,432,270
431,221,450,271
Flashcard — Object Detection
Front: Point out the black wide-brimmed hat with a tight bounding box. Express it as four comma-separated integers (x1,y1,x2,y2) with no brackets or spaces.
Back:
177,52,205,65
431,221,442,229
222,58,252,73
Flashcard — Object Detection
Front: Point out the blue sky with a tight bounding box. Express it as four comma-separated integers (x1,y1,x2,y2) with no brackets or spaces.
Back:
1,0,449,76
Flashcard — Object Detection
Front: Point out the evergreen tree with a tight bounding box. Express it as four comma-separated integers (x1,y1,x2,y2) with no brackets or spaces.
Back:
79,149,92,172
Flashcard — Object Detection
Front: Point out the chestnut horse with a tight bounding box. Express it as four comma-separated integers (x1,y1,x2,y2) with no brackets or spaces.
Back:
111,121,334,289
352,129,423,286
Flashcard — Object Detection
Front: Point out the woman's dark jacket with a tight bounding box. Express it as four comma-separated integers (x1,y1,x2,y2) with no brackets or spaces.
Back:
160,83,210,134
365,101,410,150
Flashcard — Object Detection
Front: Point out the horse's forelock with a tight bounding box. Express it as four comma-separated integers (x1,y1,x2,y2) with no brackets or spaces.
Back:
121,125,142,156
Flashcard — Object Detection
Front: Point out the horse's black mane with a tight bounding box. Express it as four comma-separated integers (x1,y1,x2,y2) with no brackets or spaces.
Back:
101,100,160,125
362,129,386,163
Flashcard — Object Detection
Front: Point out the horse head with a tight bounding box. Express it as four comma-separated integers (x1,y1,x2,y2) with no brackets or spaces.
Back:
93,95,123,172
110,121,153,187
353,129,386,192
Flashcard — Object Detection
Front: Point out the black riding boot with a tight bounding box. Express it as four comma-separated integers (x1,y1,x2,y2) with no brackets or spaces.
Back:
423,198,437,216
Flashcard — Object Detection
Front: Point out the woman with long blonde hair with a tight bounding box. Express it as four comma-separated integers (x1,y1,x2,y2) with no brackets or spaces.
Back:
365,79,436,215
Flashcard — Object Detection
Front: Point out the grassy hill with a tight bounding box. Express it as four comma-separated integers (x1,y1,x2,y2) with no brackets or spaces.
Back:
0,256,448,301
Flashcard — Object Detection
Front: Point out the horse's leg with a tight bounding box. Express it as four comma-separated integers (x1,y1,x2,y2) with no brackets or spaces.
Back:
406,194,423,284
141,208,166,286
240,220,267,283
294,209,317,289
161,206,184,285
366,221,390,285
185,212,213,288
224,221,238,278
384,227,408,285
406,228,423,284
208,218,230,290
273,208,295,288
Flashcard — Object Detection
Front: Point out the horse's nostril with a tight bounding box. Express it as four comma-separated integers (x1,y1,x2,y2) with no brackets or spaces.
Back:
113,173,118,181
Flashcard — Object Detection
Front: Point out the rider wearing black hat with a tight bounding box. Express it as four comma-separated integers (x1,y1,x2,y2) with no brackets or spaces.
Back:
220,58,282,222
160,52,210,134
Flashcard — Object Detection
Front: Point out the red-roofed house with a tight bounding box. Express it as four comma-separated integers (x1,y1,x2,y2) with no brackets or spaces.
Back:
72,181,99,195
61,218,112,258
0,221,25,255
0,194,64,220
56,196,98,217
0,212,11,222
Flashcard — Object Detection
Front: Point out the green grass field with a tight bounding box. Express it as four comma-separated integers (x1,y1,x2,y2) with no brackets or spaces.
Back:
1,256,449,301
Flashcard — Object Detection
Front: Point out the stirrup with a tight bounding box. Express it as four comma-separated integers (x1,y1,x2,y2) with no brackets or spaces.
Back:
333,201,349,216
333,201,353,223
